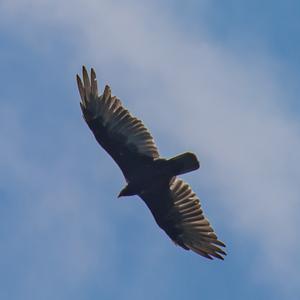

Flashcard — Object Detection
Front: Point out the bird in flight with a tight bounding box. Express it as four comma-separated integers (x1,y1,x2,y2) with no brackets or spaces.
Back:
76,66,226,260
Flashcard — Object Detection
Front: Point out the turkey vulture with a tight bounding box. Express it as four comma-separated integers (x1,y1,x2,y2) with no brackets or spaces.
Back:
76,66,226,260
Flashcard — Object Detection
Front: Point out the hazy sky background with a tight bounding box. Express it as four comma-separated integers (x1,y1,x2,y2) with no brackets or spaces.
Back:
1,1,300,299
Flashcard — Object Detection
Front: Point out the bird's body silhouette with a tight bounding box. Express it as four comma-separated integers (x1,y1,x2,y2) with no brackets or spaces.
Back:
77,66,226,259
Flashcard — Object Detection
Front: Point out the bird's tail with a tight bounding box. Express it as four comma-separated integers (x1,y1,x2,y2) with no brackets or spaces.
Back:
167,152,200,176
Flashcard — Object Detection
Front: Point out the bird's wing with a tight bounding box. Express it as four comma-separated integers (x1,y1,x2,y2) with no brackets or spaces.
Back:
140,177,226,260
77,66,159,180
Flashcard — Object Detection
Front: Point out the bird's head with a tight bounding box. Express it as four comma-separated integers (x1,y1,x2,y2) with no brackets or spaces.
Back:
118,185,129,198
117,188,127,198
118,184,135,198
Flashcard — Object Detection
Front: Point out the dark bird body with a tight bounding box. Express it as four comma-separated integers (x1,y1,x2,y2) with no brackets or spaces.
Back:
77,66,226,260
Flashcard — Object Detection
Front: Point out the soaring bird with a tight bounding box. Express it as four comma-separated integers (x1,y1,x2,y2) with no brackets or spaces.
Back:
76,66,226,260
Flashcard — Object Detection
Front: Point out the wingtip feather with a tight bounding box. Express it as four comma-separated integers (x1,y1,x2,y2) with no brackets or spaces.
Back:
103,85,111,99
91,67,96,79
90,67,98,97
76,74,86,105
82,66,91,98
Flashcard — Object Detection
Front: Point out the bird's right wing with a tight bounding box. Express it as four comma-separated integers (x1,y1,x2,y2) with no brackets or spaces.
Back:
77,66,160,180
141,177,226,260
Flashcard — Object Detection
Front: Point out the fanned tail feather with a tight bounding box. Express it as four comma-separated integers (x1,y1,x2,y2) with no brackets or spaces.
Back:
167,152,200,176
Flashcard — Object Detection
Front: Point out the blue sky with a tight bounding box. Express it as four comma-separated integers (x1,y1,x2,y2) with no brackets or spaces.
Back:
1,1,300,299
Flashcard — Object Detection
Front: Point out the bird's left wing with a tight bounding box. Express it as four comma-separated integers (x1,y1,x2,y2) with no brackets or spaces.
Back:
140,177,226,260
77,66,160,180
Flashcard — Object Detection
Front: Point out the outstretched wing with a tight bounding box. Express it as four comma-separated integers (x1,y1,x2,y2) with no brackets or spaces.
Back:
77,66,160,180
140,177,226,260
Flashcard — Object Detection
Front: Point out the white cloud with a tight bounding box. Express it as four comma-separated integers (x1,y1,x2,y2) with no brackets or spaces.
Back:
1,0,300,298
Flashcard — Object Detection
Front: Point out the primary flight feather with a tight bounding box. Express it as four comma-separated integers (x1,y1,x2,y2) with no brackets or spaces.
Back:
77,66,226,260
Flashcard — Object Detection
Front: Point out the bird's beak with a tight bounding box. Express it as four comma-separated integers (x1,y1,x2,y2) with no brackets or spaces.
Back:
118,185,129,198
